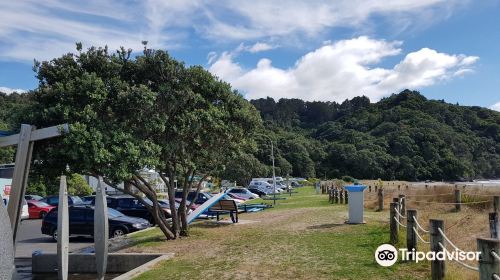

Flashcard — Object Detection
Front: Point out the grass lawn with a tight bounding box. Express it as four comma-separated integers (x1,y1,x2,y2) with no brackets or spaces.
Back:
125,187,430,279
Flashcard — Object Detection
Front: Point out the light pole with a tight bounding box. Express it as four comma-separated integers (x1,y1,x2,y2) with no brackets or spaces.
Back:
259,134,277,205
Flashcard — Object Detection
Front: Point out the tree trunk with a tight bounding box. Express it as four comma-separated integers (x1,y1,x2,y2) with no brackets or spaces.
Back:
104,178,176,240
159,170,179,237
179,169,194,237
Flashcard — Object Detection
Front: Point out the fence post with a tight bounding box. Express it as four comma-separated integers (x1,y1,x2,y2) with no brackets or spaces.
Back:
406,209,417,260
369,185,372,192
430,219,445,280
477,238,500,280
375,185,378,192
490,212,499,239
454,189,461,212
494,196,500,213
392,198,400,225
399,194,406,214
344,190,348,204
334,189,339,204
390,202,399,244
377,188,384,211
328,189,333,204
339,190,344,204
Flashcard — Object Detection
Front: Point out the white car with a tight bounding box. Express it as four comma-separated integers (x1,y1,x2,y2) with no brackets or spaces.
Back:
248,181,281,194
21,199,29,220
226,188,259,200
1,196,29,220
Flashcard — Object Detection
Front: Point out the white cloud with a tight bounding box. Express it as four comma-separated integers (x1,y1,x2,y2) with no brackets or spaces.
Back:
201,0,468,40
0,0,471,61
209,37,478,102
0,86,27,94
491,102,500,112
248,42,277,53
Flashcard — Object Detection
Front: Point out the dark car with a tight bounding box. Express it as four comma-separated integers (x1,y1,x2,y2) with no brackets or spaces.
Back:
174,191,212,208
81,195,95,205
41,195,84,206
248,188,267,197
41,205,150,241
93,195,171,223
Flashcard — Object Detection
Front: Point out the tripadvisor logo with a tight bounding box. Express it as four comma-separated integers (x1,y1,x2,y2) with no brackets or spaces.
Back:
375,244,481,266
375,244,398,267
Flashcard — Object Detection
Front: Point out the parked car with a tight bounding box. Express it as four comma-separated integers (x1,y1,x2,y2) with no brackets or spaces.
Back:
3,196,29,220
27,200,55,219
248,180,279,195
95,195,172,223
158,199,193,215
21,198,29,220
247,188,267,197
81,195,95,205
41,195,84,206
174,191,212,209
42,205,150,241
25,194,44,201
226,188,259,200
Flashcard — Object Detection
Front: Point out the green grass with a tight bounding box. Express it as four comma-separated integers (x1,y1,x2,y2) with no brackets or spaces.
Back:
131,187,430,280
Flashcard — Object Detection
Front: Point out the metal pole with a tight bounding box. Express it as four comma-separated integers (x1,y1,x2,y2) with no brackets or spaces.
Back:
271,139,276,206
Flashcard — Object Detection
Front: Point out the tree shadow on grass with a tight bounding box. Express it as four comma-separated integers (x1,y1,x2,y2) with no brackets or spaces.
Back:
306,223,346,230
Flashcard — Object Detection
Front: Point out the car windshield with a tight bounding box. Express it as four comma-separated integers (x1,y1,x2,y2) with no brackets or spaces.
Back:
108,208,125,218
71,196,83,204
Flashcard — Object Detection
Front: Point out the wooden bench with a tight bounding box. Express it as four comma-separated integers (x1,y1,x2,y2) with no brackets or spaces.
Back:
208,199,238,223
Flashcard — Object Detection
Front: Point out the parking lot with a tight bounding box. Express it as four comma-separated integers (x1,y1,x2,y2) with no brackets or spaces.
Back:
16,219,93,258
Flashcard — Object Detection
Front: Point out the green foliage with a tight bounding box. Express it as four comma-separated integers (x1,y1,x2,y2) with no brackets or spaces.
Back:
251,90,500,180
67,174,93,197
341,176,355,183
26,180,47,197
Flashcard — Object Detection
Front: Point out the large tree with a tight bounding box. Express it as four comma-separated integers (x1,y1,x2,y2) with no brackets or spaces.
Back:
127,47,261,235
28,43,261,239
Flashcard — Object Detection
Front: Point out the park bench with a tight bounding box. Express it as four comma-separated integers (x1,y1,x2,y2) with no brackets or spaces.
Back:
208,199,239,223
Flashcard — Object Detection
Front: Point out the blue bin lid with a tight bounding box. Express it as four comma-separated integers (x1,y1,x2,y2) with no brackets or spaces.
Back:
344,185,367,192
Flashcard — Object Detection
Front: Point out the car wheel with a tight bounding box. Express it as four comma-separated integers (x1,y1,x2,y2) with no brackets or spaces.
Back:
111,227,127,238
39,211,47,219
52,228,58,242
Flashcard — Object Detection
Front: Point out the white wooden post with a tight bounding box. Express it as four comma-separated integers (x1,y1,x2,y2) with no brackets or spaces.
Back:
7,124,34,243
94,177,108,279
57,176,69,280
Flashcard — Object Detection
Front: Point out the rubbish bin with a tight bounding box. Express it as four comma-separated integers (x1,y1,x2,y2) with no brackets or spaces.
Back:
344,185,367,224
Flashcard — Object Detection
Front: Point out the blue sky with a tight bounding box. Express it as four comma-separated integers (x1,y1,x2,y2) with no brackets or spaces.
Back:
0,0,499,110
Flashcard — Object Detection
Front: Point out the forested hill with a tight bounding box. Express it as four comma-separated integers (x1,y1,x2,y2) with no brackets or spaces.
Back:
2,89,499,182
250,90,500,181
